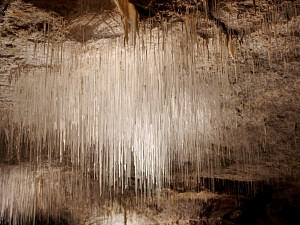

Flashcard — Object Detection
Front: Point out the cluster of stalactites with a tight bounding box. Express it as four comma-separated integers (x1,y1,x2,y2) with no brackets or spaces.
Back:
10,0,300,197
1,1,300,224
2,18,237,197
113,0,139,42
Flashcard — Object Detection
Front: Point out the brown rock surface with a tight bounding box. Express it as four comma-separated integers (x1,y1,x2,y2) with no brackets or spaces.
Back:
0,0,300,224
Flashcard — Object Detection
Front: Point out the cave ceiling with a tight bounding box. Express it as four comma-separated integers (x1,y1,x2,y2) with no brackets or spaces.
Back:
15,0,297,42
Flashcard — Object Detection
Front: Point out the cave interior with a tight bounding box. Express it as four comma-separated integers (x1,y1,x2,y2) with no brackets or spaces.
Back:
0,0,300,224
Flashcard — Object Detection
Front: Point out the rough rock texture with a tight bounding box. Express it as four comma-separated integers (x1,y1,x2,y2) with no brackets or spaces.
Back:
1,0,300,224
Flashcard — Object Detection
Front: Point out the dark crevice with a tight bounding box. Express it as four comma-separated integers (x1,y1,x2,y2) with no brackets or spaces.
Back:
206,0,240,42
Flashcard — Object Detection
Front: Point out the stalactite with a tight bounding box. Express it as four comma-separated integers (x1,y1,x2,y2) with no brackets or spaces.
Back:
113,0,139,42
